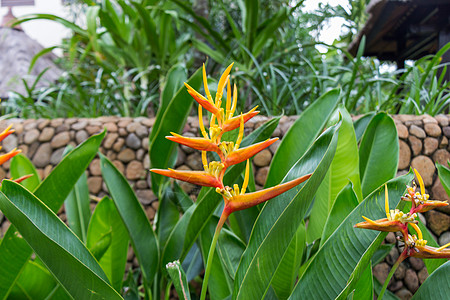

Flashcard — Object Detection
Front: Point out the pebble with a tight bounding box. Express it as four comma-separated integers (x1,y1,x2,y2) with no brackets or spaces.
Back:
126,133,141,150
410,125,426,138
425,210,450,236
397,123,409,139
24,129,40,144
410,156,435,186
253,149,272,167
423,137,438,155
404,269,419,293
117,148,136,163
51,132,71,148
126,161,146,180
39,127,55,142
408,136,422,155
32,143,52,168
408,257,424,271
395,288,413,300
87,176,103,194
439,231,450,246
398,140,411,169
424,123,441,137
433,149,450,165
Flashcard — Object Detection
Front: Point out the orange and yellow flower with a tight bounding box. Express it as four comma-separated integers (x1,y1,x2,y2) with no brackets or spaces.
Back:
151,63,311,216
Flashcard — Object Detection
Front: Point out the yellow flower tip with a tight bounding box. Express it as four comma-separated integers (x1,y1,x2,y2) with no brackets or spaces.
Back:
361,216,378,225
409,222,423,240
240,159,250,195
413,168,425,195
436,241,450,252
384,184,390,219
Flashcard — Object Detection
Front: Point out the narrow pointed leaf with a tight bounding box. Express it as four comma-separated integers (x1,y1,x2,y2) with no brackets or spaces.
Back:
0,131,105,299
289,173,413,299
87,197,129,292
166,261,191,300
65,170,90,242
100,154,159,286
0,181,121,299
321,183,359,245
233,122,341,299
307,106,362,243
266,88,340,188
359,113,398,198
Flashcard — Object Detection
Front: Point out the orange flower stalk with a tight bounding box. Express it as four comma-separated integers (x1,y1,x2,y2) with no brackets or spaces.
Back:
153,63,312,300
0,124,14,142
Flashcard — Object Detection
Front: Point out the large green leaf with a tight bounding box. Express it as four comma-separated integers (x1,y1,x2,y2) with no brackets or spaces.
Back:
0,131,105,299
100,154,159,286
265,89,340,188
149,67,202,192
271,222,306,299
289,173,413,299
64,164,90,242
412,260,450,299
359,112,398,198
9,260,55,299
320,183,359,245
307,106,362,243
87,197,129,292
349,263,373,300
353,112,375,143
10,154,40,191
162,117,280,265
233,121,341,299
0,181,121,299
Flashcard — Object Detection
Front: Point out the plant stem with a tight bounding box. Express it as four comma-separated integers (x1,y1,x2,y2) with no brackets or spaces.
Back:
200,210,229,300
379,251,407,299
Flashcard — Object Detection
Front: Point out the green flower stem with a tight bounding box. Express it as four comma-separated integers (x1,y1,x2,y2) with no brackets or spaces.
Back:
200,210,229,300
379,251,407,299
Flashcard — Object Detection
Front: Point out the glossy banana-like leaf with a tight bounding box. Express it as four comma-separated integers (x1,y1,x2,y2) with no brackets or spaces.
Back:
0,130,105,299
0,181,121,299
359,113,398,198
233,121,341,299
100,154,159,288
87,197,129,292
265,88,340,188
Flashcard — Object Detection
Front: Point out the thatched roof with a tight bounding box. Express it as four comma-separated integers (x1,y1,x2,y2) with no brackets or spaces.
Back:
0,26,62,99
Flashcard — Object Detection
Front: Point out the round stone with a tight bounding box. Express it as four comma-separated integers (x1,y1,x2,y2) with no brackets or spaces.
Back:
126,160,146,180
87,176,102,194
395,288,413,300
126,133,141,150
136,189,156,205
186,153,202,170
32,143,52,168
433,149,450,166
423,137,438,155
71,120,88,130
418,268,428,284
404,269,419,293
426,210,450,236
408,136,422,155
255,166,269,186
2,134,17,152
112,160,125,173
373,262,390,284
435,115,449,127
103,133,118,149
394,262,406,280
443,126,450,138
439,231,450,246
397,123,409,139
253,149,272,167
398,140,411,170
89,158,102,176
440,136,448,149
51,132,71,148
411,156,435,186
24,129,40,144
118,149,136,163
104,122,118,132
75,130,89,144
408,257,425,271
50,147,65,165
424,123,441,137
409,125,426,138
39,127,55,142
113,138,125,152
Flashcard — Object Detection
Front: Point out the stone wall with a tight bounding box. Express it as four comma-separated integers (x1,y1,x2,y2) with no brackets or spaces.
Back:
0,114,449,298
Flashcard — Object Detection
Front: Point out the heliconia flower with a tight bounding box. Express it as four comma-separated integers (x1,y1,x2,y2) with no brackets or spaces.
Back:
401,169,449,213
354,185,416,238
151,168,224,189
223,138,278,168
0,124,14,142
400,225,450,259
216,160,312,214
184,82,221,118
0,148,21,165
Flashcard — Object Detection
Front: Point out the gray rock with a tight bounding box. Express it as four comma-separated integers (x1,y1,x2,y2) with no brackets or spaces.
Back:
126,133,141,150
50,147,65,165
75,130,89,144
32,143,52,168
2,134,17,152
439,231,450,246
39,127,55,142
24,129,40,144
404,269,419,293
